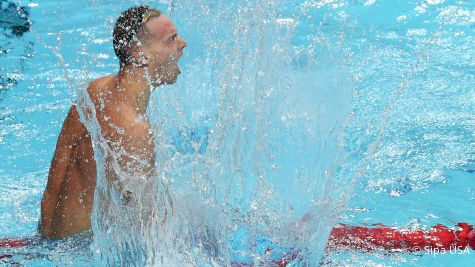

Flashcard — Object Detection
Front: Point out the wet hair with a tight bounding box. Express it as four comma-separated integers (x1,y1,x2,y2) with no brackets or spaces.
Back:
112,6,161,67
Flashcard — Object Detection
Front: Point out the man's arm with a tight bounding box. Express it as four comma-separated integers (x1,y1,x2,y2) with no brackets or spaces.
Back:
39,105,84,237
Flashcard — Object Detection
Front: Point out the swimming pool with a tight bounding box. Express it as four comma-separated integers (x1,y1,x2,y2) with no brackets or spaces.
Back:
0,0,474,266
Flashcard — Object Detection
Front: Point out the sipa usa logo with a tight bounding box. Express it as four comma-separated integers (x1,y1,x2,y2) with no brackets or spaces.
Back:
423,246,471,257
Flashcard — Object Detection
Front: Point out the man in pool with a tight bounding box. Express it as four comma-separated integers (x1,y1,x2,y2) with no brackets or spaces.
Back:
39,5,187,239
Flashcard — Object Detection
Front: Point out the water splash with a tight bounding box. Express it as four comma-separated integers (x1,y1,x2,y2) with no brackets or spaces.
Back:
75,0,356,265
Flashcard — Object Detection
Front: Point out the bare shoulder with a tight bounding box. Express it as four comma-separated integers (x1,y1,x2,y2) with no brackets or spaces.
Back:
86,75,116,103
83,75,153,142
60,105,87,139
88,75,116,91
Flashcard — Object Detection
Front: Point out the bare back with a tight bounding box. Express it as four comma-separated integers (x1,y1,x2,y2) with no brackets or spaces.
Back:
39,76,115,239
39,75,156,239
39,105,96,239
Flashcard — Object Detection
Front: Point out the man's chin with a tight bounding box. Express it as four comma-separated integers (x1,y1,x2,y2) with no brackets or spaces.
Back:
161,75,178,85
167,70,181,84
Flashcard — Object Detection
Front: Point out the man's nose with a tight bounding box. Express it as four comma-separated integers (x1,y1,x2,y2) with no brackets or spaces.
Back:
178,36,187,50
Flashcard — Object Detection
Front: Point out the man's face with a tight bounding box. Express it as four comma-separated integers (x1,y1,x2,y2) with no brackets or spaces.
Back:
140,16,187,86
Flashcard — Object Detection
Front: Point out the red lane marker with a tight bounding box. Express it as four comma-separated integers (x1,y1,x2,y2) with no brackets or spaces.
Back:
0,254,13,259
0,223,473,265
0,238,26,248
327,222,475,252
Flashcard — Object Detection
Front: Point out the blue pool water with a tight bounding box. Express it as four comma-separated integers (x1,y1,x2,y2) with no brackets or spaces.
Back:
0,0,474,266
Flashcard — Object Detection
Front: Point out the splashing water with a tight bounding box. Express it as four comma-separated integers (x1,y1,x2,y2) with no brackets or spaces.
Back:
73,0,355,265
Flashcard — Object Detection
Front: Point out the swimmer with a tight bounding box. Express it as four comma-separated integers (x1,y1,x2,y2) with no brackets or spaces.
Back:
38,5,187,239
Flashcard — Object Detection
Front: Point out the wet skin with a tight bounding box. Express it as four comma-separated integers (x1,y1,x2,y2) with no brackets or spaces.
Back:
39,15,187,239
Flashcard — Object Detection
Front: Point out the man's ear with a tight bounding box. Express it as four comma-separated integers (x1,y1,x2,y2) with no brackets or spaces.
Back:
129,41,149,67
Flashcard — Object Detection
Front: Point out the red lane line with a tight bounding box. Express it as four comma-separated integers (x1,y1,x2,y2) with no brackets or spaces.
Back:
0,238,26,248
